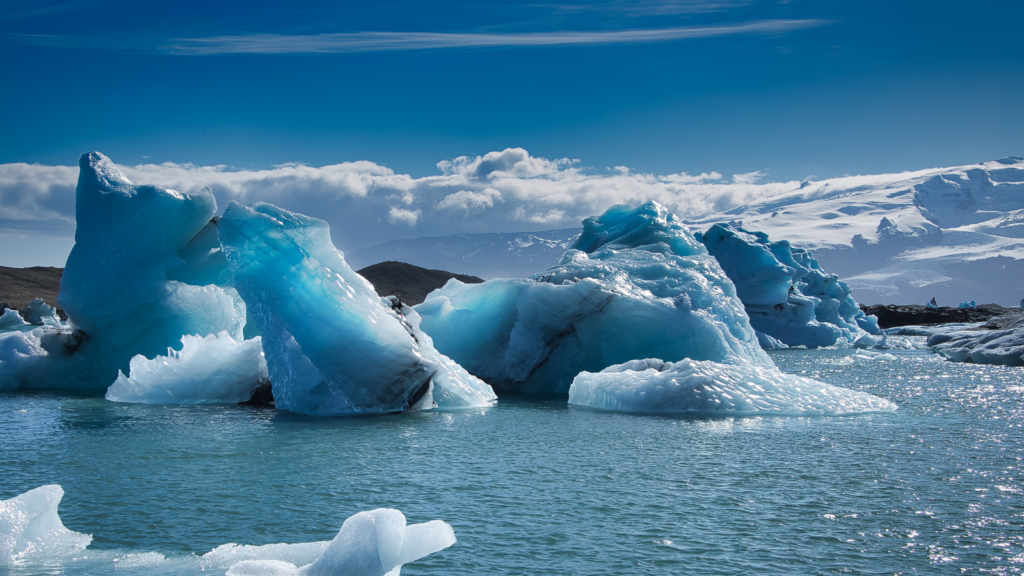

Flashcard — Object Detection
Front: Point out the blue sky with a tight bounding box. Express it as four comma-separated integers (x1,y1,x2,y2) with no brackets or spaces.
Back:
1,0,1022,265
3,0,1021,178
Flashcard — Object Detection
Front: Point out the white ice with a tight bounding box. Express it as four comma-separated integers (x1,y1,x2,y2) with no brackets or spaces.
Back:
569,358,898,415
218,201,495,415
0,485,92,566
416,201,770,394
206,509,456,576
928,316,1024,366
105,331,269,404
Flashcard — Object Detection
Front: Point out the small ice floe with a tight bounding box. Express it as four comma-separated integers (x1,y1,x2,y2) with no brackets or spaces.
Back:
207,509,456,576
568,358,897,416
0,485,92,566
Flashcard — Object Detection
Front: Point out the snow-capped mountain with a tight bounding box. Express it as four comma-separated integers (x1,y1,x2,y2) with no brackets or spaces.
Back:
348,157,1024,305
684,156,1024,306
346,228,581,280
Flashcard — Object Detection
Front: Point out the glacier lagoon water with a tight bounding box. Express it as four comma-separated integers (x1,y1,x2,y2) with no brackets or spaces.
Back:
2,343,1023,575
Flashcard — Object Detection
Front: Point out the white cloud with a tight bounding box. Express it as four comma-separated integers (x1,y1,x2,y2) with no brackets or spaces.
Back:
732,170,764,184
0,146,951,268
157,20,828,55
386,206,421,226
435,188,503,214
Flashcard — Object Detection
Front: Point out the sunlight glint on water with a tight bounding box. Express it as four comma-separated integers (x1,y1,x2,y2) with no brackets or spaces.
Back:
2,342,1023,575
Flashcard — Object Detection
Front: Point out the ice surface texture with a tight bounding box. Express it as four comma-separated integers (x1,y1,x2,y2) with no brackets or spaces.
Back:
218,201,495,415
217,509,456,576
416,201,770,394
928,316,1024,366
697,223,879,348
0,485,91,566
105,332,269,404
569,358,898,415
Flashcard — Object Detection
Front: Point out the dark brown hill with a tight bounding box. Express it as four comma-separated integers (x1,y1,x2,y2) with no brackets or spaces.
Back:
0,266,63,313
357,261,484,305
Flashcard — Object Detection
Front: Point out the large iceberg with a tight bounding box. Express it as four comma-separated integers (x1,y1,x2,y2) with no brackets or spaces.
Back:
211,509,456,576
569,358,897,415
218,201,496,415
416,201,771,394
697,222,880,348
0,152,247,391
0,485,92,566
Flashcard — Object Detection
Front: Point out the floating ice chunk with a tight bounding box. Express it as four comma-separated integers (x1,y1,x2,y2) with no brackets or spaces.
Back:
697,222,879,348
958,300,978,309
929,316,1024,366
0,308,28,330
105,331,269,404
219,201,495,415
417,201,769,394
569,358,898,415
212,509,456,576
0,485,92,566
18,298,57,325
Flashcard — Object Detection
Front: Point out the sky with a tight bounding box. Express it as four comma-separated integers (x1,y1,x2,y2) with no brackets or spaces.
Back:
1,0,1022,266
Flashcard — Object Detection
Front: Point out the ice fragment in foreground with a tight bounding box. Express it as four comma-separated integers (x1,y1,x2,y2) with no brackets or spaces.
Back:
105,331,269,404
0,485,92,566
569,358,898,415
219,201,495,415
416,201,769,394
213,509,456,576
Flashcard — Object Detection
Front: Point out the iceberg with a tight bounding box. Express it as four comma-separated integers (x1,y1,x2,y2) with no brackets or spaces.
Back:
569,358,898,415
0,485,92,566
18,298,57,326
0,308,28,330
0,152,248,391
210,509,456,576
416,201,771,394
928,316,1024,366
105,331,269,404
218,201,496,415
696,222,880,348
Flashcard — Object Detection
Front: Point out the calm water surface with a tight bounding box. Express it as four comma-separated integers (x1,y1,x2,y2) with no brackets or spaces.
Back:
2,343,1023,575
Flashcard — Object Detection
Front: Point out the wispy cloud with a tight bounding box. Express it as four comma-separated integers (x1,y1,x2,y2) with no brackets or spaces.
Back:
0,1,89,23
161,19,827,55
538,0,754,17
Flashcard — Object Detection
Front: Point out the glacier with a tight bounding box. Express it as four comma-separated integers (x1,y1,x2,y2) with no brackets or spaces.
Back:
218,201,496,415
417,201,775,394
696,222,880,348
0,485,92,566
569,358,898,415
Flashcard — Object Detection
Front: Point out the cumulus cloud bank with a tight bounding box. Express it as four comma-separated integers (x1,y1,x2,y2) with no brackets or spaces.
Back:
1,147,868,262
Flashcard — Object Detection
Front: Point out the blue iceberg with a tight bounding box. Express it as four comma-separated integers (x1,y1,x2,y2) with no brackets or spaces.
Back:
416,202,771,394
697,222,880,348
218,201,496,415
0,153,247,391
